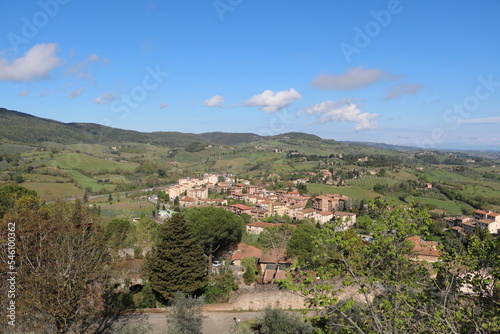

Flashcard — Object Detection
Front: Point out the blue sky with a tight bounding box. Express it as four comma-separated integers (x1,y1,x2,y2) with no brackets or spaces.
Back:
1,0,499,150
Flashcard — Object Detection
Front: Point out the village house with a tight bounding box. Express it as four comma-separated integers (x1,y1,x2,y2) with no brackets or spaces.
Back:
203,173,219,185
231,243,263,266
187,186,208,199
217,182,231,192
255,201,272,212
198,198,227,207
314,210,334,224
270,201,288,216
312,193,350,212
259,248,293,284
296,208,316,220
406,236,440,263
230,204,255,216
286,204,304,219
250,209,269,220
474,209,500,223
333,211,357,231
179,196,198,207
445,210,500,235
230,191,247,201
278,191,310,207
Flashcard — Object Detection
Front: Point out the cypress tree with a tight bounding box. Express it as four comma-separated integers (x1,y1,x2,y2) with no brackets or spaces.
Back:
145,213,207,303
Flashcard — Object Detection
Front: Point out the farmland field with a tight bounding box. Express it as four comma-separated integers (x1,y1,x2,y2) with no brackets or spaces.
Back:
307,183,381,201
348,175,400,188
49,153,138,173
65,169,116,192
22,182,82,200
406,196,462,215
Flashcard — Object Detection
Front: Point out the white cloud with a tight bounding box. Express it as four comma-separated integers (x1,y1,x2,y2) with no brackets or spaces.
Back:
385,83,423,100
65,54,102,82
312,66,399,91
69,88,85,99
0,43,62,82
301,99,378,131
18,90,30,97
94,92,117,104
459,117,500,124
245,88,302,113
203,95,224,108
159,102,169,109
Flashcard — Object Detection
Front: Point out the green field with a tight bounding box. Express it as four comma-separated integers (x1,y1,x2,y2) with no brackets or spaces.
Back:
64,169,115,192
348,175,400,188
407,196,462,215
307,183,381,201
22,182,82,200
49,153,138,173
391,170,419,181
99,200,155,219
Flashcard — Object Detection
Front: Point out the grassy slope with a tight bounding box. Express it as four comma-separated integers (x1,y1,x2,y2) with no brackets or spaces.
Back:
307,183,381,201
49,153,137,172
22,182,82,200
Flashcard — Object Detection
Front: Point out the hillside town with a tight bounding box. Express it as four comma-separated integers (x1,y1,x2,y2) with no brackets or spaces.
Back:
163,173,357,230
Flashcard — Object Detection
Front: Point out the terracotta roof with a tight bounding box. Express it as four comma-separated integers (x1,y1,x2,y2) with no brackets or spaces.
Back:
318,211,333,216
231,243,262,261
315,196,328,199
406,236,440,258
230,204,254,210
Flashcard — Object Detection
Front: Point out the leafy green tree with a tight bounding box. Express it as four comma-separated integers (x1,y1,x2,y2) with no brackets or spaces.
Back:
83,191,89,203
0,184,38,219
286,224,319,269
255,308,314,334
105,218,137,249
241,257,259,285
138,280,157,309
283,200,500,333
282,201,433,333
240,212,252,224
185,207,245,274
203,268,239,303
145,213,207,303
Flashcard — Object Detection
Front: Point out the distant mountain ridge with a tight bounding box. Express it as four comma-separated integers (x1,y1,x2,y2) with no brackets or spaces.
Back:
1,108,498,156
1,108,336,147
0,108,260,146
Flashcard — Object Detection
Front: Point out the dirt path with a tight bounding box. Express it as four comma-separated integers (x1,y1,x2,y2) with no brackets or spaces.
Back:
141,310,263,334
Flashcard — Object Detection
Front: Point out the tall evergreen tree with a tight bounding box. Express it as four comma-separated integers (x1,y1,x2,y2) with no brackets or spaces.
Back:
185,207,244,275
145,213,207,303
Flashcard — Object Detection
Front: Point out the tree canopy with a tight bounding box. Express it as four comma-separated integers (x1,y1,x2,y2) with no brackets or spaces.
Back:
0,195,111,333
145,213,207,303
185,207,245,274
281,200,500,333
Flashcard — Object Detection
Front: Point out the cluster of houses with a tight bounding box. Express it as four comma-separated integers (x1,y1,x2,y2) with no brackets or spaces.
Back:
162,173,357,229
445,209,500,235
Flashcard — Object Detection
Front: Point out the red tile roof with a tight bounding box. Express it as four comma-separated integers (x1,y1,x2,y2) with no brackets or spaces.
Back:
231,243,263,261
